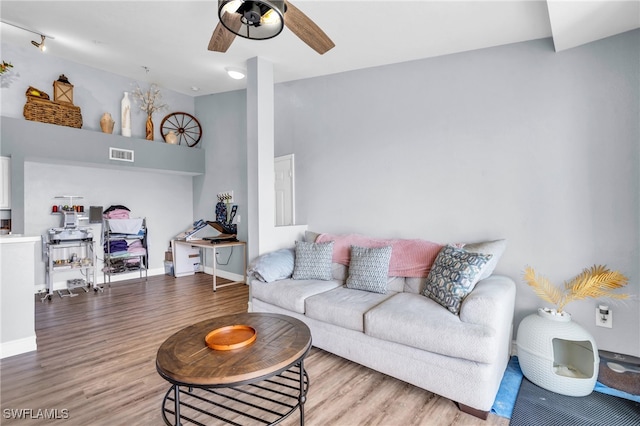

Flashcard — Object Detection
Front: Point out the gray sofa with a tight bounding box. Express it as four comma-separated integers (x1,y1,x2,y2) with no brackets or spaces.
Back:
248,234,516,419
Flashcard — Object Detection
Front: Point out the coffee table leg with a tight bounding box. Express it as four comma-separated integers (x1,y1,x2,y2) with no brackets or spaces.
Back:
299,360,307,426
174,384,181,426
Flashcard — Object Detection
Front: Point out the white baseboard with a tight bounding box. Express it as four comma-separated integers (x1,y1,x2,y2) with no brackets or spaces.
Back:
1,336,37,359
34,268,165,293
202,266,245,283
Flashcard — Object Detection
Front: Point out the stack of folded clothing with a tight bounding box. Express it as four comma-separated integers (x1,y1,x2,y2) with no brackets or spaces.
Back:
127,240,146,255
103,205,131,219
105,239,128,255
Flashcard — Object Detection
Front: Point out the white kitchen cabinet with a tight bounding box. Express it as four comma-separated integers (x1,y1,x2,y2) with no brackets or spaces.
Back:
0,156,10,210
0,235,39,358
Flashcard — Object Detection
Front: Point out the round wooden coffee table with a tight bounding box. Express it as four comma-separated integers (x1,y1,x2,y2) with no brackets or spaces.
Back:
156,312,312,425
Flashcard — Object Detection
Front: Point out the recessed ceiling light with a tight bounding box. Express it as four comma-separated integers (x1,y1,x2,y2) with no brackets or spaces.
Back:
191,86,200,92
225,67,246,80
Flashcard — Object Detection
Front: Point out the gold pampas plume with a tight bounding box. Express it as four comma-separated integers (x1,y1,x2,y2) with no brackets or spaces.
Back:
523,265,628,313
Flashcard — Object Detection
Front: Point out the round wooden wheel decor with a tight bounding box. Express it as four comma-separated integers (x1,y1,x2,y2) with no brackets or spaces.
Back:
160,112,202,147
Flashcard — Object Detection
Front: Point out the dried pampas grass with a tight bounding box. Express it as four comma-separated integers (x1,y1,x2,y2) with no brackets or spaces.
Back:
523,265,628,313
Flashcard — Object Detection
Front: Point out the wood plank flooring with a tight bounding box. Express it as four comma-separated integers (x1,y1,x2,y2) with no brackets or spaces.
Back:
1,274,509,425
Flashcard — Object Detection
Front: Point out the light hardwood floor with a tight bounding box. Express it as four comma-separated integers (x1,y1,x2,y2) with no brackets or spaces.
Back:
1,274,509,425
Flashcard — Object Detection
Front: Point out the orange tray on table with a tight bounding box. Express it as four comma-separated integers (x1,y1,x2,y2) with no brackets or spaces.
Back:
205,325,256,351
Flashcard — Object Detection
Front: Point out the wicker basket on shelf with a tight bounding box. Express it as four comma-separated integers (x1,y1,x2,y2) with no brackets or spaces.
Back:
23,91,82,129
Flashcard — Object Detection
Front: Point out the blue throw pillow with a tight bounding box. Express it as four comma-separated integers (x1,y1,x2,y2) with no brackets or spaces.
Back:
247,248,295,283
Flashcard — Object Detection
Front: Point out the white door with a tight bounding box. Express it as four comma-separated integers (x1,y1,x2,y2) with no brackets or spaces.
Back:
274,154,294,226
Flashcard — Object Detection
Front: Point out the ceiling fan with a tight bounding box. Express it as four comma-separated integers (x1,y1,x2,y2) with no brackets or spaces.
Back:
208,0,335,55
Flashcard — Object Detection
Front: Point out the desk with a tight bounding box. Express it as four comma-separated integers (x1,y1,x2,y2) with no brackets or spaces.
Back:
172,239,246,291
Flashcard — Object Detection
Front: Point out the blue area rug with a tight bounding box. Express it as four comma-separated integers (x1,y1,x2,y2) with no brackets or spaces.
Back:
491,356,524,418
491,356,640,419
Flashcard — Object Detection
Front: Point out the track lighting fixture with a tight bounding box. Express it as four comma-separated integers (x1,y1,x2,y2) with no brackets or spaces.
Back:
31,35,47,52
0,20,54,51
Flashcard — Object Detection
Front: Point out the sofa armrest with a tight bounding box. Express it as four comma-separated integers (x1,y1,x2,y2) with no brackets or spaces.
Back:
459,275,516,329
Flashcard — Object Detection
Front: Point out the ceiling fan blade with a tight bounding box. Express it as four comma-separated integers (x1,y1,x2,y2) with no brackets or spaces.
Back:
208,13,242,52
284,1,335,55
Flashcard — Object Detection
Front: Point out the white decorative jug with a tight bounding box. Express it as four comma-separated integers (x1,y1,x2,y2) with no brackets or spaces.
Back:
121,92,131,137
164,130,178,144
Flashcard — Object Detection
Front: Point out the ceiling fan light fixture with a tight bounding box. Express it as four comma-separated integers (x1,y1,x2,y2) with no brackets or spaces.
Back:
225,66,246,80
218,0,285,40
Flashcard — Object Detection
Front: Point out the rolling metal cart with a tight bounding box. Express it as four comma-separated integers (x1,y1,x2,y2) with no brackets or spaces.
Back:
42,211,97,302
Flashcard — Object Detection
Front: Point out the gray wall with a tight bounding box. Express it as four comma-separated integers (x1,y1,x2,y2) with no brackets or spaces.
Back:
193,91,247,276
273,33,639,356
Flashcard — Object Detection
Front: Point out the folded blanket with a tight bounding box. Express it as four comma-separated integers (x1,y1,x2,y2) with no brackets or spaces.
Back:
104,209,130,220
316,233,443,278
127,240,146,255
105,239,128,253
108,218,143,234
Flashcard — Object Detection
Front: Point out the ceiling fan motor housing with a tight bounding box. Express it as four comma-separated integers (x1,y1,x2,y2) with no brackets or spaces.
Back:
218,0,285,40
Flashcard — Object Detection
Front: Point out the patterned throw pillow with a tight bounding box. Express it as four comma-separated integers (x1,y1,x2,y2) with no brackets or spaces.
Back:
422,245,492,315
292,240,334,280
346,245,392,294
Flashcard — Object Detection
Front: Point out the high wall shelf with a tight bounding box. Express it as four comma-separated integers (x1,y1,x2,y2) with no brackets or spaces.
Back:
103,217,148,285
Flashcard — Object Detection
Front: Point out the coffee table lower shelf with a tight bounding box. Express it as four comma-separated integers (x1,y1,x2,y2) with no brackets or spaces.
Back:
161,363,309,426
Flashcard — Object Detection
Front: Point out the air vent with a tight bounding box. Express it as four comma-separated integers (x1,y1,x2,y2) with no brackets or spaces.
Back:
109,147,134,162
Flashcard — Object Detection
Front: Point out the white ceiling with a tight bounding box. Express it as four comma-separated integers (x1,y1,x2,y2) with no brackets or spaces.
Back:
1,1,638,96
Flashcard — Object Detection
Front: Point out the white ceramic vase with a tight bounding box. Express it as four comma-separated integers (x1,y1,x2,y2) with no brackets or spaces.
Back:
121,92,131,137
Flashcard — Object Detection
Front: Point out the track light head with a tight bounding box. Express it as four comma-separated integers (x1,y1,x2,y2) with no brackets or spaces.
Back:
31,35,46,51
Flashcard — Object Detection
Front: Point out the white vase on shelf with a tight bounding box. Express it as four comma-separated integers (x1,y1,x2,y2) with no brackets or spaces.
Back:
121,92,131,137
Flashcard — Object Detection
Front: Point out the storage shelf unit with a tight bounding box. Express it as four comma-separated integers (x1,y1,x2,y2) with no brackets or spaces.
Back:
42,238,96,302
102,218,148,286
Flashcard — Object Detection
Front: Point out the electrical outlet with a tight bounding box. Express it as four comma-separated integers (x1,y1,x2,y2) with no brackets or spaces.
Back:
217,191,234,203
596,305,612,328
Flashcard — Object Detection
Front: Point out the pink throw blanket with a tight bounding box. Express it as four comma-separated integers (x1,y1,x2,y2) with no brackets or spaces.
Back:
316,233,443,278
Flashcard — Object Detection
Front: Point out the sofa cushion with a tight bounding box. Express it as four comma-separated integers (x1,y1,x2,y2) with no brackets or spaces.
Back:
292,240,334,280
332,263,348,281
462,239,507,280
404,277,427,294
346,245,392,294
364,292,498,363
250,278,341,314
306,286,396,332
247,248,295,283
422,245,492,315
305,230,320,243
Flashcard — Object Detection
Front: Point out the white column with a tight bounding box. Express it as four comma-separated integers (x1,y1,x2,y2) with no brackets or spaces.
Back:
246,57,275,261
